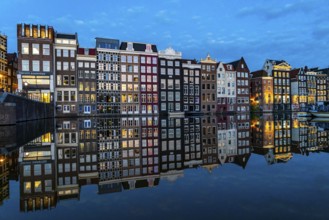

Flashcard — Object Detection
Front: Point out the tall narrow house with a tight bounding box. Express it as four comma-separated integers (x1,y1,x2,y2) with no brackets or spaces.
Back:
158,47,183,116
0,34,7,91
54,33,78,117
17,24,54,102
200,54,217,114
77,48,97,116
96,38,121,115
182,59,201,114
263,59,291,111
230,57,250,113
119,42,159,115
216,62,236,113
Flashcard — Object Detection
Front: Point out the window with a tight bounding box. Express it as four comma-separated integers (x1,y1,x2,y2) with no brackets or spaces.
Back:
57,76,62,86
24,182,31,193
43,61,50,72
70,62,75,70
84,120,91,128
35,181,42,192
23,165,31,176
63,62,69,70
22,60,29,71
71,76,75,86
45,180,52,192
56,49,61,57
22,43,29,54
70,50,75,57
34,164,41,176
43,44,50,55
64,91,69,101
63,49,69,57
71,91,76,101
63,76,69,85
32,60,40,71
32,44,39,55
57,61,61,70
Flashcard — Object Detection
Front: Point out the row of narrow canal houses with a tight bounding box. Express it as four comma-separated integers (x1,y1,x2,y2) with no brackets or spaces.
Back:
11,23,329,117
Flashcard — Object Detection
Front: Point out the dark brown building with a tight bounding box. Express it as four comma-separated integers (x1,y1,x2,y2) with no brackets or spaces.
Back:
0,34,7,91
54,33,78,117
6,53,18,93
17,24,54,102
201,54,217,114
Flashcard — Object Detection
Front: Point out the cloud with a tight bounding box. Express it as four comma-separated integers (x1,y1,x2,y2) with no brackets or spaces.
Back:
237,1,317,20
74,20,85,25
126,6,145,14
312,25,329,40
155,10,174,23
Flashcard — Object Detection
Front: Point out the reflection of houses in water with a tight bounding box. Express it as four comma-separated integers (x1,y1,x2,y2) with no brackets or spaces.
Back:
0,152,9,206
291,119,329,156
252,114,292,165
217,115,251,168
160,117,183,172
55,119,79,200
98,116,160,194
78,118,98,186
183,117,202,168
218,115,237,165
202,116,218,167
18,132,56,211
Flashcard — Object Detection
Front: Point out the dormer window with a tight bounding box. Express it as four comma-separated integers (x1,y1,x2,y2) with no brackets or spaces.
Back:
127,42,134,51
145,44,152,52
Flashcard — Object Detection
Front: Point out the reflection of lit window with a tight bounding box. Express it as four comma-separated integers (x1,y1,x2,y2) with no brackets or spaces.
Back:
24,182,31,193
34,181,42,192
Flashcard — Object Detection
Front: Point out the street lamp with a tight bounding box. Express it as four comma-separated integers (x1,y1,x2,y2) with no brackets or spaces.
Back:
23,81,29,98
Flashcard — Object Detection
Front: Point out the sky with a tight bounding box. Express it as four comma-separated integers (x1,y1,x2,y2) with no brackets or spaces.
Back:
0,0,328,71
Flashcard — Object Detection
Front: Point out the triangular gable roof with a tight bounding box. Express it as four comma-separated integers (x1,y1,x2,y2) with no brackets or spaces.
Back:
200,54,217,64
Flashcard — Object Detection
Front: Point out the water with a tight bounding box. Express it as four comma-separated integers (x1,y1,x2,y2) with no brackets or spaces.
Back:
1,114,329,220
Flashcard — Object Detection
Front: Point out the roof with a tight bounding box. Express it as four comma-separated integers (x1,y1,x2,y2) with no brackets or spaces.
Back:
223,63,235,71
251,70,268,78
181,59,198,64
120,42,158,52
227,57,250,72
55,33,77,40
290,68,301,79
317,68,329,75
266,59,288,65
6,53,17,62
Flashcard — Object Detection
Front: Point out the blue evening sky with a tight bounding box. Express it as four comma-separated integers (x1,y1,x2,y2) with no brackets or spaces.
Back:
0,0,328,71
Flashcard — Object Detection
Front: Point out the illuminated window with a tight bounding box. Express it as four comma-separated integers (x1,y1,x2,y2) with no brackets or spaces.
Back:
24,182,31,193
22,43,29,54
32,43,39,55
34,181,42,192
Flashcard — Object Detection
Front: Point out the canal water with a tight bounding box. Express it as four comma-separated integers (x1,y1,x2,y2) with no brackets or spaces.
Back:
0,113,329,220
